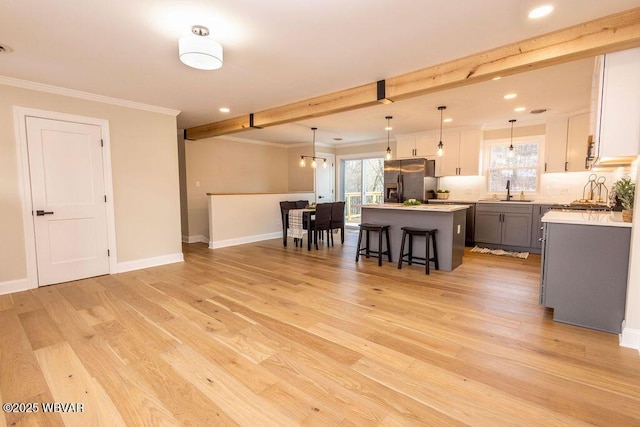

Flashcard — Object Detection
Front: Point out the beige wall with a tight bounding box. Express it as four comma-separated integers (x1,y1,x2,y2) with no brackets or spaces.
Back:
335,140,392,158
483,124,546,140
0,83,182,283
287,144,317,192
185,137,290,239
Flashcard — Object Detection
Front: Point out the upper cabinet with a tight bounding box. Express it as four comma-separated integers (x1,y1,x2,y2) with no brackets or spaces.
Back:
396,129,481,176
545,113,590,173
441,130,481,176
396,134,437,158
594,48,640,159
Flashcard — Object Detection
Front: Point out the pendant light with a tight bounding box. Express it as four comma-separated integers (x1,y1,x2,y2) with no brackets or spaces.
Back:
437,106,446,157
508,119,516,158
385,116,393,160
299,127,327,168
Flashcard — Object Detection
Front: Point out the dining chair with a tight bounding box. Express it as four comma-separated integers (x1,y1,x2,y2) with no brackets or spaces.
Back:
330,201,346,245
295,200,309,209
312,203,332,249
279,201,298,247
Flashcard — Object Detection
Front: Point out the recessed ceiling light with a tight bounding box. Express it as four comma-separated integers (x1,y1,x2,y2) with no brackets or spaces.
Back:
529,5,553,19
219,107,230,113
443,118,453,123
514,107,526,112
385,126,392,131
504,93,517,100
492,76,502,81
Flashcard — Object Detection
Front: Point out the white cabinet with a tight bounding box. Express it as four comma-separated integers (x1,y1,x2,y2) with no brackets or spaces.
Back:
544,117,568,173
566,113,590,171
544,113,589,173
396,134,437,158
595,47,640,158
441,130,481,176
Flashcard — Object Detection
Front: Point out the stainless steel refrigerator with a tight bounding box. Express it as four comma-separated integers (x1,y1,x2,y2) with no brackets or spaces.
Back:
383,158,437,203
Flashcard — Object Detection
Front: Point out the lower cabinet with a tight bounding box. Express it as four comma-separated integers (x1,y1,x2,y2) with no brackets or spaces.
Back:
530,205,555,249
475,204,533,248
540,222,630,333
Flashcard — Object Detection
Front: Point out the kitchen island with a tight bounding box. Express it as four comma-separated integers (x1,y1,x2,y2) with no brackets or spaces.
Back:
540,210,631,333
361,203,469,271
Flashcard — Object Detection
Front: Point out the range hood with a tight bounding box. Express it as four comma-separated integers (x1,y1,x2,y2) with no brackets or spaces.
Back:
590,155,638,171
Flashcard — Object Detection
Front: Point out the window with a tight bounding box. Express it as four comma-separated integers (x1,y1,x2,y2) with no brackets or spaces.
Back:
487,139,540,192
341,157,384,224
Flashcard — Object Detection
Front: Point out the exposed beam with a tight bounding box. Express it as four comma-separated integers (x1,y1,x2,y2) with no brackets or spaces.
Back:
386,7,640,100
186,7,640,141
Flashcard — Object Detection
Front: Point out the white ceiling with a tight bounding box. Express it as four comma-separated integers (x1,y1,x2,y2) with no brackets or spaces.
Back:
1,0,639,146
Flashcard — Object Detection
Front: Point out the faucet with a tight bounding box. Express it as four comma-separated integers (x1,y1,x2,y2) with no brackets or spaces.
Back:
506,179,512,200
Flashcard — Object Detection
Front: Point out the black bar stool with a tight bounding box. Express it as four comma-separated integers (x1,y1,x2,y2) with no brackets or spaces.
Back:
356,223,392,266
397,227,439,274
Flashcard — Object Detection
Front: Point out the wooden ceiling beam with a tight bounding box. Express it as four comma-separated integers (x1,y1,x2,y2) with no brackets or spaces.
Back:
385,7,640,100
186,7,640,141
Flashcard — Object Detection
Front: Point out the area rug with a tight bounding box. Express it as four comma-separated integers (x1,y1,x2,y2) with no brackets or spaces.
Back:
470,246,529,259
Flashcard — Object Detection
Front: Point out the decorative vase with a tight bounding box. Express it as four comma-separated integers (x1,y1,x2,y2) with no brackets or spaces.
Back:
622,209,633,223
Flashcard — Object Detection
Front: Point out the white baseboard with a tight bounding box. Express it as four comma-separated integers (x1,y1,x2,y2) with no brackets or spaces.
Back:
0,278,36,296
117,252,184,273
182,235,209,244
209,232,281,249
620,325,640,354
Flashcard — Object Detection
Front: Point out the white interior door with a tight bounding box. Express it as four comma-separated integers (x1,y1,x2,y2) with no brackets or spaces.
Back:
26,117,110,286
315,152,335,203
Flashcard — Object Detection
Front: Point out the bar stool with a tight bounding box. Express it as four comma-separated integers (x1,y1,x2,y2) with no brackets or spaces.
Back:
397,227,439,274
356,223,392,266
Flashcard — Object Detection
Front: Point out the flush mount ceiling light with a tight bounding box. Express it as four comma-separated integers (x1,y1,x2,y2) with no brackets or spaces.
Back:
508,119,516,158
299,127,327,169
385,116,393,160
437,106,446,157
179,25,223,70
529,5,554,19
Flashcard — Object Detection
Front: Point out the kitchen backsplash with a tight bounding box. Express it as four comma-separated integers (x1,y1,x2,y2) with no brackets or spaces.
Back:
438,168,636,203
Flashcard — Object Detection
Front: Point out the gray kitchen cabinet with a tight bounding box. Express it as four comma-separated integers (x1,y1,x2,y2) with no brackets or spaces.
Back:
530,204,555,249
540,222,630,333
475,203,533,249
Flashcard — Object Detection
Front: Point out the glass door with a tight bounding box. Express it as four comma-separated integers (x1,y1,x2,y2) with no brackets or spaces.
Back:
342,158,384,225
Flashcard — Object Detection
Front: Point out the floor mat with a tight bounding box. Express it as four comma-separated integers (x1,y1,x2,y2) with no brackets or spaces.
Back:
470,246,529,259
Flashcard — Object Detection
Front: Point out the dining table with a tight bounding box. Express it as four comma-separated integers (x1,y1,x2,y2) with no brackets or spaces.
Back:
288,208,315,250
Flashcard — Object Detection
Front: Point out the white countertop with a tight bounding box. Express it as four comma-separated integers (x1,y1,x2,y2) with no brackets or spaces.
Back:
542,210,631,227
362,203,470,212
430,199,564,205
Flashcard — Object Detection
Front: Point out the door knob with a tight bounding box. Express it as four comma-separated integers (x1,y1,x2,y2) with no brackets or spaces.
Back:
36,210,54,216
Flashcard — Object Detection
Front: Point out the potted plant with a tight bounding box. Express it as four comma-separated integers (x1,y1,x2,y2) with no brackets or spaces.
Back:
613,176,635,222
437,189,450,200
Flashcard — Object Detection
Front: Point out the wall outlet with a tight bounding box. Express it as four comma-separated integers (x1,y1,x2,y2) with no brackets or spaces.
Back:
195,180,201,188
457,224,461,234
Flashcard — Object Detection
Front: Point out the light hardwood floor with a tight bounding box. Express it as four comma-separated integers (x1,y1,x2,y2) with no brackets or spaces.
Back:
1,230,639,426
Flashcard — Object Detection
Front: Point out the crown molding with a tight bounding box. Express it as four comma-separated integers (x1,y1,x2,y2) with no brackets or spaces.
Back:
0,75,180,116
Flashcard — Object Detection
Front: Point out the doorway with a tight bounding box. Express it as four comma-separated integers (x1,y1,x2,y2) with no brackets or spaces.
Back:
340,157,384,226
315,152,335,203
15,108,117,288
